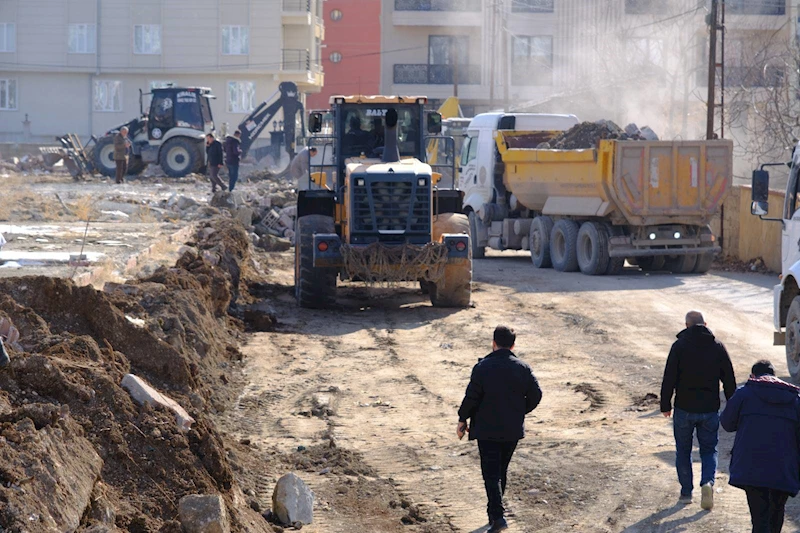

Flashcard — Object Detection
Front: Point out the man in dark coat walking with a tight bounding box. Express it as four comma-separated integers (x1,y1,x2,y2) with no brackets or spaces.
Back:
224,129,242,191
660,310,736,510
721,360,800,533
205,133,226,193
457,326,542,533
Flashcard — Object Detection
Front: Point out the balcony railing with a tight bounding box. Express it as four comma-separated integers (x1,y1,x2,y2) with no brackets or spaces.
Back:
697,65,784,88
394,0,481,11
283,0,311,11
511,0,554,13
394,64,481,85
283,49,312,71
724,0,785,15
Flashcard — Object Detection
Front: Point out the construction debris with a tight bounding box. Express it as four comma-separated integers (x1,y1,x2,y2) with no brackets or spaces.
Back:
178,494,231,533
271,473,314,526
550,120,659,149
121,373,196,431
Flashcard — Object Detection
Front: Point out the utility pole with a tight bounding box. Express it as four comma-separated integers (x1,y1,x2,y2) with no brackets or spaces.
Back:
705,0,718,139
452,40,459,97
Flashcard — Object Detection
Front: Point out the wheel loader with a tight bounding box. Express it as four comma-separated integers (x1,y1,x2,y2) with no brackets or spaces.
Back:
294,95,472,309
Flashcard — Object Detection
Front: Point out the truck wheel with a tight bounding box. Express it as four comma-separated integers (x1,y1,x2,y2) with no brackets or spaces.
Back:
550,219,580,272
430,259,472,308
577,221,609,275
638,256,666,271
468,212,486,259
602,224,625,275
786,298,800,382
159,138,202,177
665,254,697,274
127,156,147,176
693,253,714,273
530,216,554,268
92,136,117,177
295,215,337,309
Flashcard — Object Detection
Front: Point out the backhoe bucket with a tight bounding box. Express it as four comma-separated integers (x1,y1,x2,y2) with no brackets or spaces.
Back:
44,134,96,179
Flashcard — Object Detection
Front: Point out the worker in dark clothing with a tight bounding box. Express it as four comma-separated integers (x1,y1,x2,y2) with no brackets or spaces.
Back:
660,310,736,510
224,129,243,192
113,126,131,184
721,360,800,533
344,115,372,155
457,326,542,533
205,133,226,193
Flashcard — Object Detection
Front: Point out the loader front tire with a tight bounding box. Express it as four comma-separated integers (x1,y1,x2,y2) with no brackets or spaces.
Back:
430,259,472,308
127,156,147,176
160,137,203,177
295,215,337,309
92,136,117,177
550,219,580,272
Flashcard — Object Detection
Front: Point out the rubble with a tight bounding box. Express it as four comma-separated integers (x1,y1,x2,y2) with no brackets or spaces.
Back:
121,373,196,431
550,120,659,149
178,494,231,533
271,473,314,526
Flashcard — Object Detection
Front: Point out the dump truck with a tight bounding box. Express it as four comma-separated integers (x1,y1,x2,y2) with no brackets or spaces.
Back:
294,95,471,309
461,113,733,274
749,145,800,381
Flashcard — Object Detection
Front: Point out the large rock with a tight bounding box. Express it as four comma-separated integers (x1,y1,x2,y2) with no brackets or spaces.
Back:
178,494,230,533
272,472,314,525
121,373,195,430
256,234,291,252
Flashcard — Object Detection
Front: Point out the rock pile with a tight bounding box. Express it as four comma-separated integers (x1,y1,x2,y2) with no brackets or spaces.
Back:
550,120,660,149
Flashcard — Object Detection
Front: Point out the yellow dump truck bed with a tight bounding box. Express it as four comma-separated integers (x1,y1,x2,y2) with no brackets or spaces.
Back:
496,132,733,227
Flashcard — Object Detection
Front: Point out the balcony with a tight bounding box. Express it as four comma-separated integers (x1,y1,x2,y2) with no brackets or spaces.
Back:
697,65,784,88
281,49,324,89
394,64,481,85
283,0,314,25
393,0,482,25
724,0,785,15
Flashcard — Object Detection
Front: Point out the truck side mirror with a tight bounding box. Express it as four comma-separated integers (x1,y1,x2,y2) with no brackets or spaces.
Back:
751,169,770,216
427,112,442,134
308,112,323,134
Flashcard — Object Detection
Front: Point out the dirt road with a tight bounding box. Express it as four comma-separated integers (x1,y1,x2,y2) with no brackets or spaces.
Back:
221,250,795,533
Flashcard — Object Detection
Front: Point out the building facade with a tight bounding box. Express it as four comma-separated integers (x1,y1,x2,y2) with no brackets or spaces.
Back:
0,0,324,143
306,0,380,109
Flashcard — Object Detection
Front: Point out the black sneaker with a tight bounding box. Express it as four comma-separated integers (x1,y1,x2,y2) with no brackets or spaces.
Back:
0,339,9,369
488,517,508,532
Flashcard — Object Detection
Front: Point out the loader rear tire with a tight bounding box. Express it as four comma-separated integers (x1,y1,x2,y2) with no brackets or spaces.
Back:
577,221,609,275
468,211,486,259
127,156,147,176
92,136,117,177
550,219,580,272
160,137,203,177
295,215,337,309
433,213,469,241
530,216,554,269
665,254,697,274
692,253,714,273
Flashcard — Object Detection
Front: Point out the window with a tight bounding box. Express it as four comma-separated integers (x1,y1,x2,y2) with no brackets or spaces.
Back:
339,104,421,158
624,0,667,14
0,23,15,53
0,79,17,110
428,35,468,65
460,136,477,166
726,0,785,15
228,81,255,113
150,80,175,90
512,35,553,85
134,25,161,54
222,26,249,55
68,24,96,54
625,38,663,67
94,80,122,112
330,51,342,63
511,0,554,13
330,9,343,21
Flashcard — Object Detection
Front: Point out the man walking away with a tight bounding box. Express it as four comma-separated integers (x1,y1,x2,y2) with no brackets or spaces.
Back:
114,126,131,184
289,146,317,188
205,133,226,193
224,129,243,192
721,360,800,533
660,310,736,510
457,326,542,532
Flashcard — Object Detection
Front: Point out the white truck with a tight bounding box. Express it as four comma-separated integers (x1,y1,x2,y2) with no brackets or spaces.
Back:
751,149,800,380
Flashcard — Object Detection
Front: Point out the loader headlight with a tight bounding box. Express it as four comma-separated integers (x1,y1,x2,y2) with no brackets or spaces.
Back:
418,178,427,186
649,233,657,240
356,178,365,187
673,231,681,239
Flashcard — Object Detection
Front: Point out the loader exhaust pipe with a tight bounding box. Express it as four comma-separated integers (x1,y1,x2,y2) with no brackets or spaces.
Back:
382,108,400,164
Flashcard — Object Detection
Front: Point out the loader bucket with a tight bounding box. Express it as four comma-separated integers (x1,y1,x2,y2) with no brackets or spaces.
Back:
38,146,64,167
48,134,95,179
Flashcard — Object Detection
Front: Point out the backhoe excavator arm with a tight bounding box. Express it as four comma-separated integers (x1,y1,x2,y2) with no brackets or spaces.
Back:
237,81,304,159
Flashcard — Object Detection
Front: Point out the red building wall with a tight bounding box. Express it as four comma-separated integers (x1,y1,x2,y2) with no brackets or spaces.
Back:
306,0,381,110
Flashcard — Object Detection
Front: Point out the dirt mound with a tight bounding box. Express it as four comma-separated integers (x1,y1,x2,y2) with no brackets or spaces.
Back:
0,217,273,532
550,120,658,150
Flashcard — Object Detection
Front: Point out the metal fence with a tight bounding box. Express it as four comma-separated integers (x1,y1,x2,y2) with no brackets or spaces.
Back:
393,64,481,85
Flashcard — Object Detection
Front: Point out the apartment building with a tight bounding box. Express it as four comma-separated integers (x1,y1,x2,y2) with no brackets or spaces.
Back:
306,0,380,109
0,0,324,143
379,0,793,145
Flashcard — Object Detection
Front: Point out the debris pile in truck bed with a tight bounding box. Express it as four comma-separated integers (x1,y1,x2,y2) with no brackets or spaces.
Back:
550,120,659,149
0,218,274,533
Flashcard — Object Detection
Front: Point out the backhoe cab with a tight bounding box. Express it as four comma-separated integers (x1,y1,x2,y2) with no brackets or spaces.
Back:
294,95,471,309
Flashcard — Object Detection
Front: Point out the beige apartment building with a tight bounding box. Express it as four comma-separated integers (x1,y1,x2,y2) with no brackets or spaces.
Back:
0,0,324,143
380,0,795,150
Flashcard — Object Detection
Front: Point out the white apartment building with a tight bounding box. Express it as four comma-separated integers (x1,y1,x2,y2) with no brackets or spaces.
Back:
0,0,324,143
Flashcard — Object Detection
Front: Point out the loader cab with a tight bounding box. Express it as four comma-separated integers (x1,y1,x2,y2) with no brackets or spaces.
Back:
459,113,579,215
146,87,215,142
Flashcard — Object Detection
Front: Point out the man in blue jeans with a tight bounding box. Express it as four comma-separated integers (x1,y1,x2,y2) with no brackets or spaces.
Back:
660,310,736,510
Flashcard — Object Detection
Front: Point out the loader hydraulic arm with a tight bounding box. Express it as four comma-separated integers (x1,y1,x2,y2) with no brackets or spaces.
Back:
237,81,304,159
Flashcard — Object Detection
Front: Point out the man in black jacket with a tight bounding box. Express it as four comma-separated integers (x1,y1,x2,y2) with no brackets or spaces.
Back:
205,134,226,193
660,310,736,510
224,130,242,192
457,326,542,533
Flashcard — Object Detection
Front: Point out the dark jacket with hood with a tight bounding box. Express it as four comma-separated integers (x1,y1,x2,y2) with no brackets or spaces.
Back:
458,349,542,442
721,375,800,495
224,135,241,165
660,325,736,414
206,139,223,166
